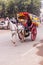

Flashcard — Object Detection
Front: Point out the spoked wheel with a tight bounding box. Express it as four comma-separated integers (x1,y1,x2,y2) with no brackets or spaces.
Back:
31,26,37,41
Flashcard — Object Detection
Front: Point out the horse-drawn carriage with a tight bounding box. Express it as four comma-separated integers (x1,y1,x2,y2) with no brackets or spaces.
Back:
17,12,38,41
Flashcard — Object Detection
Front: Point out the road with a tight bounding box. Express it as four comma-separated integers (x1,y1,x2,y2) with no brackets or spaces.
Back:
0,23,43,65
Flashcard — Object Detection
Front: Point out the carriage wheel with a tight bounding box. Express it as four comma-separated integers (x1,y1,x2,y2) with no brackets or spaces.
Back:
31,26,37,41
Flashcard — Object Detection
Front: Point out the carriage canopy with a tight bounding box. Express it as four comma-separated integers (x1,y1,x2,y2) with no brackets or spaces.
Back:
17,12,40,26
17,12,30,20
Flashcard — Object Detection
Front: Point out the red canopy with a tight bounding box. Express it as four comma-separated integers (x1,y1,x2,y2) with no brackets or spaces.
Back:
18,12,30,19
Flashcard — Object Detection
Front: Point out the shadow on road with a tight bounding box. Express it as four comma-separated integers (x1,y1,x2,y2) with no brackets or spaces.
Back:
24,38,32,43
36,44,43,56
39,61,43,65
33,43,39,47
40,39,43,43
36,40,43,65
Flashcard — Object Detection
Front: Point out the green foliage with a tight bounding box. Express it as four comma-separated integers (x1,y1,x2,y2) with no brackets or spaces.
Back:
33,0,40,7
0,0,41,17
27,0,40,16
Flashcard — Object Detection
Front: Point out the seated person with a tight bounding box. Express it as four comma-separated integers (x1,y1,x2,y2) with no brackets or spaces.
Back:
27,17,32,28
25,16,33,32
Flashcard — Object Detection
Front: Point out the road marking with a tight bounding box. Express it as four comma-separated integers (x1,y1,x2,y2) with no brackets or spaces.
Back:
21,47,35,57
21,43,42,57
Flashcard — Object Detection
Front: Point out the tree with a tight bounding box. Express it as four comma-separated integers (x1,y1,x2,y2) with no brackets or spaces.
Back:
27,0,40,16
0,0,41,17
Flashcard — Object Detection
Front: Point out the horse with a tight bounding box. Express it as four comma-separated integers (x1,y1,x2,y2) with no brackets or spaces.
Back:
9,20,17,44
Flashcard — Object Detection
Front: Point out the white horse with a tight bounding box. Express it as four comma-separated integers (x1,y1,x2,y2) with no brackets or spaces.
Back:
9,20,17,44
9,20,25,43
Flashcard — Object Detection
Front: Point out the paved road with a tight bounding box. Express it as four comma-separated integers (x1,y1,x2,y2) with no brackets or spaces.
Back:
0,24,43,65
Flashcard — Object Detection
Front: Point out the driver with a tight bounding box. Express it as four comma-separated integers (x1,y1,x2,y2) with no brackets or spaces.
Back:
25,16,33,31
27,16,32,29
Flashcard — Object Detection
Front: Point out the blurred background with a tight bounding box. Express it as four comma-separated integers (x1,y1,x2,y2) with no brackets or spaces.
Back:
0,0,41,18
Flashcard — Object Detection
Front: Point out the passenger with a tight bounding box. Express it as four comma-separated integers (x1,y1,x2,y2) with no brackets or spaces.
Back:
25,16,33,32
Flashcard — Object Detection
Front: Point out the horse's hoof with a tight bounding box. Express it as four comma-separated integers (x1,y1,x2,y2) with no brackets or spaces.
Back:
12,41,16,44
11,40,15,44
13,42,15,44
21,39,24,43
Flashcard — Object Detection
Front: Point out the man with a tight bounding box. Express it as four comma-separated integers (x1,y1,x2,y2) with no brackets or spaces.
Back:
24,15,33,32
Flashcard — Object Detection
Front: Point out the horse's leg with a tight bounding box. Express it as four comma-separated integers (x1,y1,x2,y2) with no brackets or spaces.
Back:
11,31,16,44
